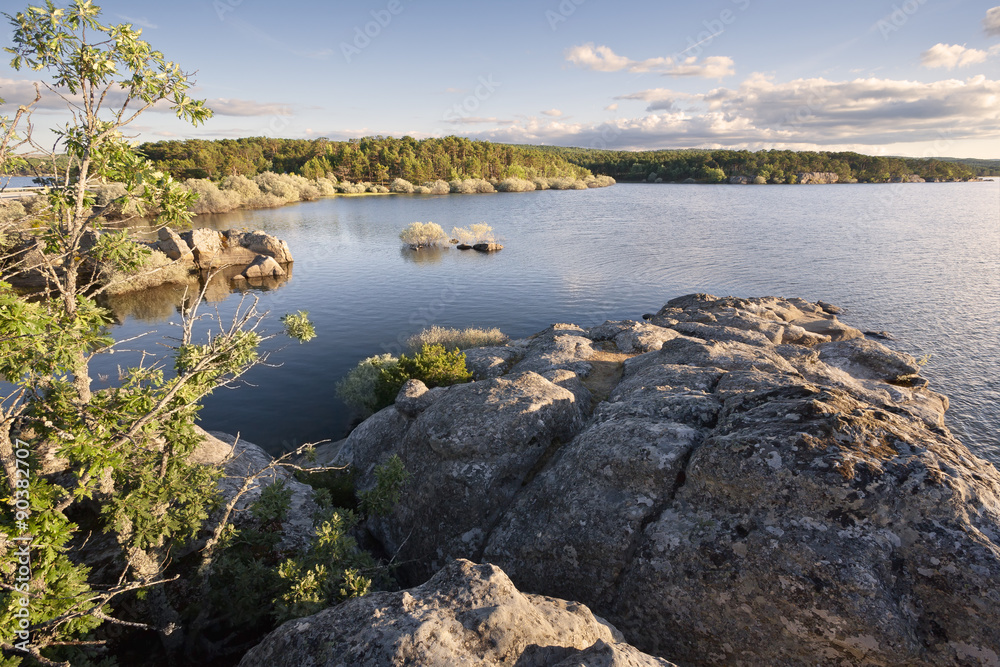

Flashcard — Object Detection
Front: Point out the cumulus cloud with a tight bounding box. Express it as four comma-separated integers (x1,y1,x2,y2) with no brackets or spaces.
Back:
449,74,1000,151
565,43,734,78
921,43,990,69
442,116,515,125
985,6,1000,37
541,109,563,117
206,98,293,116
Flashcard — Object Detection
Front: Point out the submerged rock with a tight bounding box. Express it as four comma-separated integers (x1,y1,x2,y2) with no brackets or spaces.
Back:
338,294,1000,666
240,559,676,667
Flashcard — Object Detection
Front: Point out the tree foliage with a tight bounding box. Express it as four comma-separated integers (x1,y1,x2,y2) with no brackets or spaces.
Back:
0,3,321,665
137,135,594,183
539,146,978,183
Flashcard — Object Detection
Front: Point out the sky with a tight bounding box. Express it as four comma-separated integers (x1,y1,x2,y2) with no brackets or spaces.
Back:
2,0,999,158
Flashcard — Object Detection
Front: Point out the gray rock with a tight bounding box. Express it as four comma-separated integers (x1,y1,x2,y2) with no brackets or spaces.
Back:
588,320,680,353
364,372,587,580
156,226,193,261
464,345,522,380
344,294,1000,666
818,337,921,382
240,559,676,667
206,431,318,552
509,325,595,376
181,228,223,268
394,378,445,417
225,229,294,263
243,255,285,279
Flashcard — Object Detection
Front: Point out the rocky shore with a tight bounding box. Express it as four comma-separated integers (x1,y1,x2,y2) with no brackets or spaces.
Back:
236,294,1000,665
2,226,292,292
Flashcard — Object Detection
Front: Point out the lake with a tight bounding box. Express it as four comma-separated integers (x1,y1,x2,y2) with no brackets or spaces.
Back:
92,181,1000,463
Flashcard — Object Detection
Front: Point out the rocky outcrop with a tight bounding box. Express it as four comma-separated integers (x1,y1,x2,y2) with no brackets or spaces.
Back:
2,226,293,292
192,429,318,551
344,294,1000,666
170,228,293,272
797,171,839,184
240,559,676,667
890,174,927,183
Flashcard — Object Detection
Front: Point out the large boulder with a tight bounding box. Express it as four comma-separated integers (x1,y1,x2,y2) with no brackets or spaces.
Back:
239,559,676,667
156,226,193,261
344,294,1000,665
358,371,587,582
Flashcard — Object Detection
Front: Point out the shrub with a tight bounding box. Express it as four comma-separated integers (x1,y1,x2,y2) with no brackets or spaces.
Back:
400,221,447,248
450,223,495,245
0,199,27,224
424,179,450,195
184,178,241,214
370,185,390,194
336,353,399,416
389,178,414,193
373,344,471,410
548,177,588,190
496,177,536,192
406,325,507,353
449,178,495,194
102,248,190,295
337,181,367,194
588,174,616,187
413,185,432,194
532,177,550,190
315,177,338,196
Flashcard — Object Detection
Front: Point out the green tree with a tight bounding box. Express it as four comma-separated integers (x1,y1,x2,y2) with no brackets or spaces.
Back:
0,3,313,664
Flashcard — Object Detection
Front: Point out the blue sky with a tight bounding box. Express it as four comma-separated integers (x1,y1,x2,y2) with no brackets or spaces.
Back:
2,0,999,158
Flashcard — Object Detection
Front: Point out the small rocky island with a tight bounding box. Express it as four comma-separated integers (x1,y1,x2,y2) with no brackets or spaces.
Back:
228,294,999,666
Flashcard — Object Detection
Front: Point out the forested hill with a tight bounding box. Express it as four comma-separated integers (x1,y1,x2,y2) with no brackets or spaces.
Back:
538,146,980,184
138,136,592,183
137,136,985,186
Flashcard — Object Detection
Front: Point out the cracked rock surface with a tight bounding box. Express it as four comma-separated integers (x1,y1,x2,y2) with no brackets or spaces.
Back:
240,559,676,667
342,294,1000,666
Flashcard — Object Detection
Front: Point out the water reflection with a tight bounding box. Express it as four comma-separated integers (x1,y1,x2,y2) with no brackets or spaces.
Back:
400,246,449,264
101,264,292,325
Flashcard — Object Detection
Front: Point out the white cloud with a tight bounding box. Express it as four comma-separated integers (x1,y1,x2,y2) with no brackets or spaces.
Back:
541,109,563,117
206,98,293,117
921,43,990,69
604,103,619,111
447,74,1000,151
565,43,734,78
985,6,1000,37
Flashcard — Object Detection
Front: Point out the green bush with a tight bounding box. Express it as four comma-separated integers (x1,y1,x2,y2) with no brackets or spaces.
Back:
373,344,472,410
336,353,399,416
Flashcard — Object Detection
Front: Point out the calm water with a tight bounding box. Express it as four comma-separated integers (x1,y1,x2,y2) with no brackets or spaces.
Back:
93,182,1000,462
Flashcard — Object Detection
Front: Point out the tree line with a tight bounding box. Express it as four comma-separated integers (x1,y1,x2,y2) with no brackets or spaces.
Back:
137,136,593,183
538,147,981,183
